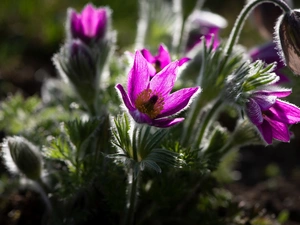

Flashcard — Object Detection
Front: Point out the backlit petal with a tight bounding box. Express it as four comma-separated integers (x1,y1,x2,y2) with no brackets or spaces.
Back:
150,61,179,98
128,51,150,103
266,118,290,142
157,87,200,118
178,57,190,66
141,49,155,63
81,4,98,36
257,120,273,144
267,99,300,124
115,84,135,111
255,86,292,98
156,44,171,68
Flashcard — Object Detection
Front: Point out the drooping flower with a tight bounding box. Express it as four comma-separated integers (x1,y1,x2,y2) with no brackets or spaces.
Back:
68,3,110,44
184,10,227,52
245,87,300,144
140,44,189,77
249,42,289,83
250,0,293,40
275,9,300,75
116,51,200,128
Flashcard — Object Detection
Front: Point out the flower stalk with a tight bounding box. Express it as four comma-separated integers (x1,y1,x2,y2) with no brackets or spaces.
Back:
221,0,291,72
123,167,139,225
194,98,223,149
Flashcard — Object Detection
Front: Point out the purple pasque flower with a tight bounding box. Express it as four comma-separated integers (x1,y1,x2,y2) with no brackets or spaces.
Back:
245,87,300,144
68,3,109,44
116,51,200,128
249,42,289,83
185,10,227,52
141,44,189,77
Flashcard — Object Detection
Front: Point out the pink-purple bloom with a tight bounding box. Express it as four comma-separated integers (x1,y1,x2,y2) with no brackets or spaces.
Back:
245,87,300,144
116,51,200,128
249,42,289,83
68,3,109,44
185,10,227,52
141,44,189,77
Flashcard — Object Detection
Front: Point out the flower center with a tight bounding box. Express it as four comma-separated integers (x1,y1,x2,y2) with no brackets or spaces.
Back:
135,89,164,119
153,60,162,73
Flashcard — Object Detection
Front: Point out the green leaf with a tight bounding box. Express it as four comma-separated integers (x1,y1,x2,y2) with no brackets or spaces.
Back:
111,114,132,157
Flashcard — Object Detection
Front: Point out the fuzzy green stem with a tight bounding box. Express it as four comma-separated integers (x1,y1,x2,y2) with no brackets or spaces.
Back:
122,125,140,225
220,0,291,72
132,125,139,161
194,98,223,149
181,95,204,145
123,168,138,225
181,47,207,145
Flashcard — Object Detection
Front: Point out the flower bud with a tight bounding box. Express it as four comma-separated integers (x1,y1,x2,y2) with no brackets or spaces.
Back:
68,3,111,45
54,39,96,87
53,40,98,111
276,10,300,75
2,136,42,180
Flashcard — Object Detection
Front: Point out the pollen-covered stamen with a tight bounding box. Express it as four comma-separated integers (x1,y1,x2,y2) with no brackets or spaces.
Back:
153,60,162,73
135,89,164,119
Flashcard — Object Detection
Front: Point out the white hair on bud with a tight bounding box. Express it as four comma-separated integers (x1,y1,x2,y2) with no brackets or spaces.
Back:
273,14,286,65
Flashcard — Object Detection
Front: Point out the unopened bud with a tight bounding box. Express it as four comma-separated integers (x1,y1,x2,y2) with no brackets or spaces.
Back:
276,10,300,75
68,4,111,45
2,136,42,180
53,39,97,96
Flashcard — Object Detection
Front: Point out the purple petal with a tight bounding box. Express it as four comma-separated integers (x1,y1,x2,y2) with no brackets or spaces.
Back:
115,84,135,111
128,51,151,103
178,57,190,66
257,120,273,144
150,61,179,98
69,9,83,38
141,49,155,63
266,118,290,142
205,34,220,49
156,44,171,69
246,98,263,125
254,87,292,98
157,87,200,118
275,69,290,83
252,94,277,110
267,100,300,124
80,4,106,39
147,62,157,77
93,8,107,39
250,42,279,63
151,118,184,128
129,110,152,124
81,4,98,37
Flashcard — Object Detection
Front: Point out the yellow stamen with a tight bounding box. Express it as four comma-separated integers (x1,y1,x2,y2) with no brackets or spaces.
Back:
135,89,164,119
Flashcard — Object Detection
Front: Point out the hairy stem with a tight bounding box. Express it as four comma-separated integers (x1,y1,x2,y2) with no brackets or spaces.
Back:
220,0,291,72
123,167,138,225
194,98,223,149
